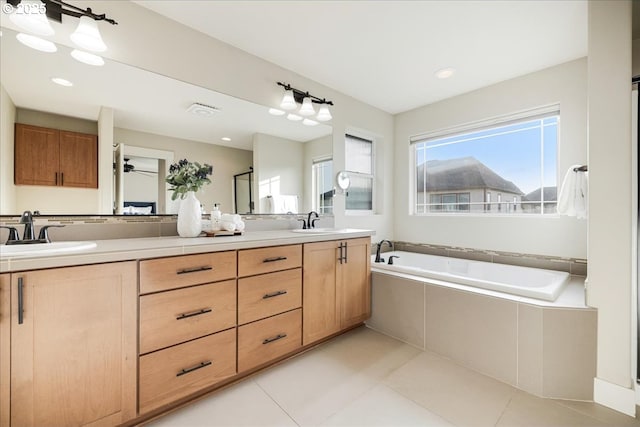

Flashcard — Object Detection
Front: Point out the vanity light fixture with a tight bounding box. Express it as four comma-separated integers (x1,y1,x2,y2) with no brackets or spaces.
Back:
70,49,104,66
9,0,55,36
16,32,56,52
276,82,333,122
7,0,117,51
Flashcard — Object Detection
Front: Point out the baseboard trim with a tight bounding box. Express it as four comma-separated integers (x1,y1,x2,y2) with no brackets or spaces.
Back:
594,377,636,416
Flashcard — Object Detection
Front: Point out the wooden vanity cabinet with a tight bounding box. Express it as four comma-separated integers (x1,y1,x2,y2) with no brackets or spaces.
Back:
7,262,137,427
237,245,303,372
14,123,98,188
138,251,238,414
302,237,371,345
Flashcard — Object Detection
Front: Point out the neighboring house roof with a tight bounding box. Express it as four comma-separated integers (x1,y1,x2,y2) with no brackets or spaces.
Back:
417,157,523,195
522,186,557,202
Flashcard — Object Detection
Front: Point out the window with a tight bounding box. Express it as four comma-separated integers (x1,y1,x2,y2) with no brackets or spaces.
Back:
312,158,333,214
429,193,470,212
345,134,374,211
412,107,558,215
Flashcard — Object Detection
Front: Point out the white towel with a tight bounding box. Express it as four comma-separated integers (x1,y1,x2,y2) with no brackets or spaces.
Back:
557,165,588,219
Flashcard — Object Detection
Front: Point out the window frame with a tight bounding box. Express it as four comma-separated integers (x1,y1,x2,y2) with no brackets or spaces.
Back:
410,105,560,217
345,132,375,215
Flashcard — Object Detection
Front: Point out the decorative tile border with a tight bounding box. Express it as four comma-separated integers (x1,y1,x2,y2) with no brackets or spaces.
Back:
377,241,587,276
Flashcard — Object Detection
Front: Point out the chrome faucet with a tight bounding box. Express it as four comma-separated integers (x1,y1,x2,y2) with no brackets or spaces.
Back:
375,240,393,263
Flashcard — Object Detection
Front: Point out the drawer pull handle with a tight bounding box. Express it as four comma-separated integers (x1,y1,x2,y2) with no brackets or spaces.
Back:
176,361,212,377
176,308,212,320
263,290,288,299
17,277,24,325
263,256,287,263
263,333,287,345
176,266,213,275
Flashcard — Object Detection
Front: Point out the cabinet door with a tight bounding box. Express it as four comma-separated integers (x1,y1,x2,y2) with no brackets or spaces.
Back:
340,238,372,328
58,130,98,188
11,262,137,427
302,240,341,345
14,124,59,186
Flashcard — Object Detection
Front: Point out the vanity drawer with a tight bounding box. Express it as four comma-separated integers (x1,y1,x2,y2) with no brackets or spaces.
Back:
139,328,236,414
238,308,302,372
238,268,302,325
140,280,236,354
238,244,302,277
140,251,236,294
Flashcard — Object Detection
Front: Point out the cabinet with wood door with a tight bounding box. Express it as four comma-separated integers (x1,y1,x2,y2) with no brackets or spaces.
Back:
302,237,371,345
3,262,137,427
14,123,98,188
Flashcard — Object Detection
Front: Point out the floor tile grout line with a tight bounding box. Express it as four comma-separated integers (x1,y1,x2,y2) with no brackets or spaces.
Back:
493,393,516,426
379,383,460,427
253,379,301,427
551,398,636,426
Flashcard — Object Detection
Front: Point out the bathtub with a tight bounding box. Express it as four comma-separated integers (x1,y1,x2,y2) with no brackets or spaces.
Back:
371,251,570,301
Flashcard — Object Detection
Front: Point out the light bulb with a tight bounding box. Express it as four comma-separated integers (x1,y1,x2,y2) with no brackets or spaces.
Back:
9,0,54,37
280,89,297,110
70,15,107,52
316,104,332,122
299,97,315,116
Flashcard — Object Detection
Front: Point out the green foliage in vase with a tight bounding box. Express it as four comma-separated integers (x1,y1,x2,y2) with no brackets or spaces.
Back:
166,159,213,200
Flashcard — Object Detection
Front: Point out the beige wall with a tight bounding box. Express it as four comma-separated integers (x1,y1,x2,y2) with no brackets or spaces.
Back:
253,133,304,213
0,85,17,214
394,59,588,259
114,127,252,215
587,1,635,414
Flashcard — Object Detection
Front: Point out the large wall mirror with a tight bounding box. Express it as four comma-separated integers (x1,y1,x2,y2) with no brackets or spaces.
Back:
0,26,333,216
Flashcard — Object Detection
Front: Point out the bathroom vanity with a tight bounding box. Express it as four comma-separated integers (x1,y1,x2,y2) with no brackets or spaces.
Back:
0,229,372,426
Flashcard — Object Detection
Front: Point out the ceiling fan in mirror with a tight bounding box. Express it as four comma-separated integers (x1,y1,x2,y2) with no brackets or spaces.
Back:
123,158,157,176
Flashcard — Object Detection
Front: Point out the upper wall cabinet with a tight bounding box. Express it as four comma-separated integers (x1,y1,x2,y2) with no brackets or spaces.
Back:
14,124,98,189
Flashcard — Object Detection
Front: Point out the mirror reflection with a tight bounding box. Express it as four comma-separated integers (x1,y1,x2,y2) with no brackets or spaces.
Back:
0,26,333,216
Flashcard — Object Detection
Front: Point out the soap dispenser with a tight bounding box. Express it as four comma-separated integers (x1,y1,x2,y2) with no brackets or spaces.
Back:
211,203,221,220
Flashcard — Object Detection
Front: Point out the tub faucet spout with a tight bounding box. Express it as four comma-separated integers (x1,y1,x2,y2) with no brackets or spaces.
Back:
375,240,393,263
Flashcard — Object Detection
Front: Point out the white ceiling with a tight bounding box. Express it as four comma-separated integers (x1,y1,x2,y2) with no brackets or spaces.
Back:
135,0,588,115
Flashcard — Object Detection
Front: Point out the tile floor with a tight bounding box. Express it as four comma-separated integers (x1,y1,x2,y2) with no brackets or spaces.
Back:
149,326,640,427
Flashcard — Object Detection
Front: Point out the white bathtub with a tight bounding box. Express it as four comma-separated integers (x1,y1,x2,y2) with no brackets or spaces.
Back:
371,251,570,301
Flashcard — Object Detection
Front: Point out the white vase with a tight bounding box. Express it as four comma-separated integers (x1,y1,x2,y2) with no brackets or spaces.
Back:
177,191,202,237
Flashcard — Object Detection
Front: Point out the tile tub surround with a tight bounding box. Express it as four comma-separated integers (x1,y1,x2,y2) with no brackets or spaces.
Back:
392,241,588,276
367,272,597,401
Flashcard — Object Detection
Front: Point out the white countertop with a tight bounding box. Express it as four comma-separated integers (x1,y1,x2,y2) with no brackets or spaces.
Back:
0,229,374,273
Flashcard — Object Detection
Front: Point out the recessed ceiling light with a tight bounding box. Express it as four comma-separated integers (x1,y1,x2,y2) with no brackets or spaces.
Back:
303,119,318,126
435,67,456,79
287,113,302,121
221,137,231,142
16,33,57,53
51,77,73,87
268,108,285,116
70,49,104,66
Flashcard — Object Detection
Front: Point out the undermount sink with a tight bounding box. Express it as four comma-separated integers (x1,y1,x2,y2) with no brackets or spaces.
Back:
290,228,340,234
0,241,97,257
